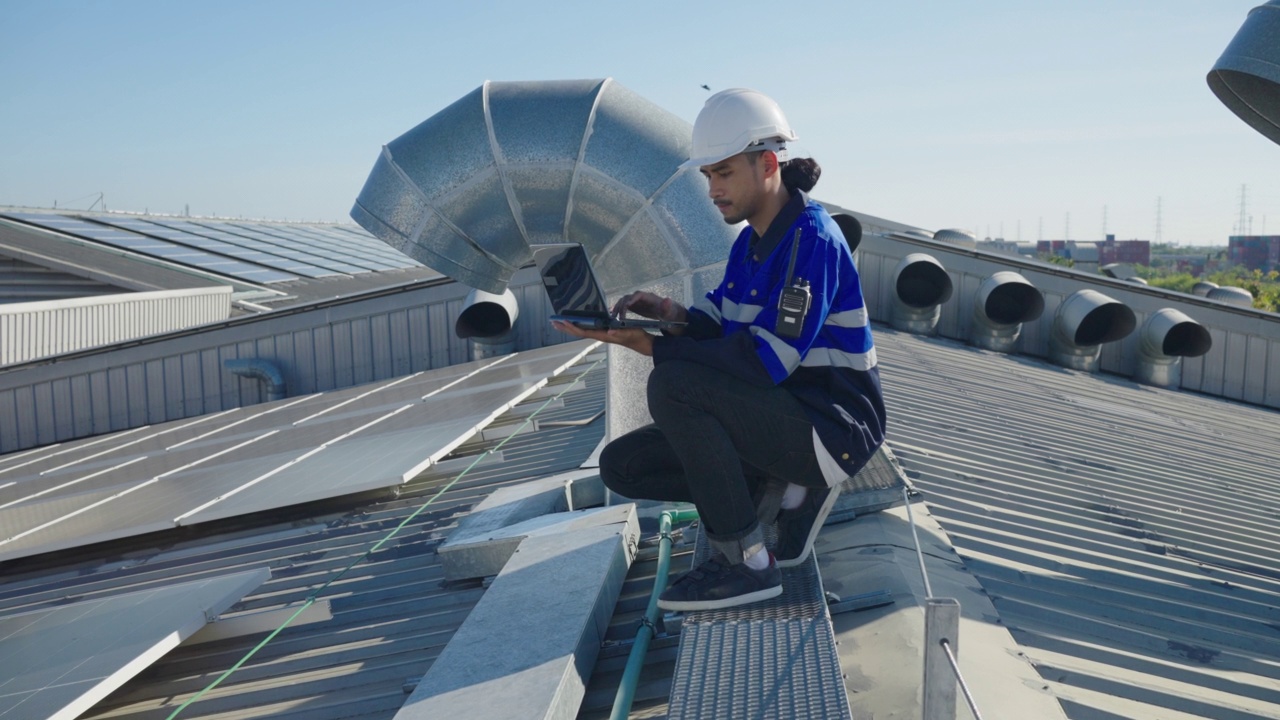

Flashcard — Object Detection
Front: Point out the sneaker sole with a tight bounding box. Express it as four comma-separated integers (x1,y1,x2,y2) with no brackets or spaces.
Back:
776,484,842,569
656,583,782,612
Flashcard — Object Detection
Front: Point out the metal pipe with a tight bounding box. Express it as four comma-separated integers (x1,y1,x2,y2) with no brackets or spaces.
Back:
224,358,286,402
610,505,699,720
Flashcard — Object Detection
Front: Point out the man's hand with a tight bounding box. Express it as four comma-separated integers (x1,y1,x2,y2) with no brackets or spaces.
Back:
552,321,656,356
612,291,688,335
612,291,687,320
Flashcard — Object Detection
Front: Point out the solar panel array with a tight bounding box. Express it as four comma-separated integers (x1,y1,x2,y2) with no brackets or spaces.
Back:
0,211,421,286
0,341,597,563
0,568,269,720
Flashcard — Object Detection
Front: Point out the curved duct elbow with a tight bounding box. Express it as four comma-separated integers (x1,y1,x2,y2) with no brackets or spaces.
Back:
350,78,734,298
1048,289,1137,371
969,271,1045,352
225,358,286,402
456,287,520,360
1208,1,1280,146
1134,309,1213,388
891,253,953,334
1207,286,1255,308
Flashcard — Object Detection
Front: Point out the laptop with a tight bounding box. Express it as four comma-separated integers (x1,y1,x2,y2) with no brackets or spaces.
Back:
531,243,686,331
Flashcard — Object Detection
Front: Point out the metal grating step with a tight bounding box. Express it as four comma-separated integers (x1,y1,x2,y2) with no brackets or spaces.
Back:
667,527,853,719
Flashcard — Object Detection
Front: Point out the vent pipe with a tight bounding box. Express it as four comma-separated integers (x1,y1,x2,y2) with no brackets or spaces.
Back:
1207,286,1255,308
1134,309,1213,388
933,228,977,247
224,358,286,402
456,287,520,360
1208,1,1280,146
1048,289,1137,371
1192,281,1219,297
832,214,863,254
890,253,953,334
969,272,1045,352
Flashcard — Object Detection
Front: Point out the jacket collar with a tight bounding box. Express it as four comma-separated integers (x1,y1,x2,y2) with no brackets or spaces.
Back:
749,189,809,262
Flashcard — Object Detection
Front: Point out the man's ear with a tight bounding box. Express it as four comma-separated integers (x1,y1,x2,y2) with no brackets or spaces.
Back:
760,150,780,176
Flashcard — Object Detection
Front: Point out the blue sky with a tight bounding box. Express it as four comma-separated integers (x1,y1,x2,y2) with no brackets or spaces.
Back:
2,0,1275,245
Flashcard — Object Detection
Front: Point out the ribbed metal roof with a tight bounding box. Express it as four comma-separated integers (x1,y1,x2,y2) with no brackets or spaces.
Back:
874,327,1280,719
4,310,1278,719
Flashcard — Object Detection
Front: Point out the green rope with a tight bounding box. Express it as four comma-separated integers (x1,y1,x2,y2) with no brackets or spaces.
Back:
165,355,604,719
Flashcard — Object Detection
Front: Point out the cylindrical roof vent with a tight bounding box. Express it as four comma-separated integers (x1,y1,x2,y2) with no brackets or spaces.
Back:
1134,308,1213,388
1207,286,1255,308
350,78,734,296
970,271,1045,352
1208,1,1280,146
1048,289,1137,371
456,287,520,360
1192,281,1219,297
933,228,977,247
832,214,863,254
891,253,953,334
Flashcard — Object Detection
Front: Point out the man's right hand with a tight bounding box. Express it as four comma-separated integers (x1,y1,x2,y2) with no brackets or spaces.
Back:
612,292,688,333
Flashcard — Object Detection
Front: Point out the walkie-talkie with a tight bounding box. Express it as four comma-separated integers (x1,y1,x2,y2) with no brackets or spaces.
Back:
776,229,810,339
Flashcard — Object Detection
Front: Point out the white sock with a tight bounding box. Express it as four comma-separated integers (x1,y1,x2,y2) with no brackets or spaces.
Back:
743,547,770,570
780,483,808,510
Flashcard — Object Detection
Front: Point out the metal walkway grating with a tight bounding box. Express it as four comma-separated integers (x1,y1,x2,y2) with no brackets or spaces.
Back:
667,528,852,719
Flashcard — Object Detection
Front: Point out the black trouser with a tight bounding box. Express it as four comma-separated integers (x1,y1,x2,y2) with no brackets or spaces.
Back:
600,360,827,563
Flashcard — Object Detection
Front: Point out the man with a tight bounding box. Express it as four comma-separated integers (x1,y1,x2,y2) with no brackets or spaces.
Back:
554,88,885,611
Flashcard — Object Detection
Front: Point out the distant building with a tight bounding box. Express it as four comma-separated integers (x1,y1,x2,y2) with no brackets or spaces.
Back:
1097,235,1150,266
1228,235,1280,272
1038,236,1150,267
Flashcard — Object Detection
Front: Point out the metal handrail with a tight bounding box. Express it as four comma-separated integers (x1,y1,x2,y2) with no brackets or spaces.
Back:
904,486,985,720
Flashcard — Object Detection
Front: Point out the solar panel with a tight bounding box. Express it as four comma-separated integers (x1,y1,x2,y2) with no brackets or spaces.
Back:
0,212,298,284
0,341,597,562
0,568,269,720
220,222,394,273
91,217,333,278
140,219,342,278
271,223,421,268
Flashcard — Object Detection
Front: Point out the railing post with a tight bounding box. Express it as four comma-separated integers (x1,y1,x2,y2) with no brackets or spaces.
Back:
923,597,960,720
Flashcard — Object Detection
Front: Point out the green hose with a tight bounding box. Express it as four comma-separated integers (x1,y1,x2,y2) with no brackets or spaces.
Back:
609,505,699,720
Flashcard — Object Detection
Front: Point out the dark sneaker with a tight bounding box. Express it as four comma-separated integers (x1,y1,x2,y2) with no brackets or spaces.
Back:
657,554,782,611
775,485,840,568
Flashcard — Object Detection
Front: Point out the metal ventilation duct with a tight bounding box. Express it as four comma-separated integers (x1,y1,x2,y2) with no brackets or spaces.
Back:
1208,1,1280,145
1048,289,1137,371
1134,308,1213,388
1192,281,1220,297
933,228,977,247
833,214,863,253
350,78,734,297
890,253,953,334
969,271,1045,352
456,287,519,360
1207,286,1255,308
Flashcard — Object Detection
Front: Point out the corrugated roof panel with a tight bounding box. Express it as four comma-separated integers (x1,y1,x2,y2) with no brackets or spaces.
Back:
872,328,1280,719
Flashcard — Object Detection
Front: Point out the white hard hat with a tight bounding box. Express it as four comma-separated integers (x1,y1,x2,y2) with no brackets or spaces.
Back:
680,88,798,169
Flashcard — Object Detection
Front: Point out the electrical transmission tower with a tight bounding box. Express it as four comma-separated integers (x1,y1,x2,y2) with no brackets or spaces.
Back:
1155,196,1163,244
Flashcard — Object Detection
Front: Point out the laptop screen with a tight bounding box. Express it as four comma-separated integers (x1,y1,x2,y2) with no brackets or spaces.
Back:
533,244,609,317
